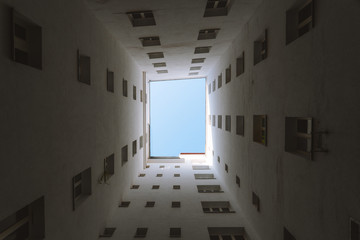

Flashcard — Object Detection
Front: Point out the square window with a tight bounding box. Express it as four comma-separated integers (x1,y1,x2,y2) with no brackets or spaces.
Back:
139,36,161,47
204,0,230,17
152,185,160,189
119,201,130,207
198,28,220,40
127,10,156,27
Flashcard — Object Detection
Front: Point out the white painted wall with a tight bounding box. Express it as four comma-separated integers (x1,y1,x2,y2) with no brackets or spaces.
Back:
206,0,360,239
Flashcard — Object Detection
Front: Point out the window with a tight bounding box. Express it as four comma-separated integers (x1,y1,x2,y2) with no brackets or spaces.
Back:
122,79,128,97
157,70,168,74
204,0,230,17
190,66,202,71
145,201,155,208
189,72,199,76
172,201,181,208
77,50,91,85
197,185,223,193
350,218,360,240
218,74,222,88
236,116,245,136
159,165,165,168
119,201,130,207
208,227,245,240
225,164,228,173
139,36,161,47
252,192,260,212
212,80,216,92
253,115,267,145
133,85,137,100
225,65,231,83
140,90,143,102
284,227,296,240
201,201,235,213
146,165,150,168
72,167,92,210
156,174,163,177
217,156,220,163
192,58,206,63
99,228,116,238
174,174,180,177
121,145,128,165
195,46,211,54
254,29,268,65
153,62,166,67
132,140,137,156
131,185,140,189
12,9,42,70
170,228,181,238
0,196,44,240
198,28,220,40
99,153,114,183
236,52,245,76
286,0,315,44
225,115,231,132
208,83,211,94
152,185,160,189
140,136,144,149
127,10,156,27
134,228,148,238
173,185,181,190
175,165,180,168
139,173,145,177
107,69,114,92
236,175,240,187
195,173,215,179
218,115,222,129
212,115,216,127
147,52,164,59
193,165,210,170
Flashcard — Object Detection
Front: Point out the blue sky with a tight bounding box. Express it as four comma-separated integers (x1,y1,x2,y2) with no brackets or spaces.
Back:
150,78,205,157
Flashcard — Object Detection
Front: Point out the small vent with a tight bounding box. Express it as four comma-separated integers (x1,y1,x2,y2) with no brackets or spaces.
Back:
192,58,205,63
194,46,211,54
204,0,230,17
153,62,166,67
170,228,181,238
119,201,130,207
190,66,202,71
189,72,199,75
99,228,116,238
147,52,164,59
198,28,220,40
139,36,161,47
157,70,168,74
127,11,156,27
172,201,181,208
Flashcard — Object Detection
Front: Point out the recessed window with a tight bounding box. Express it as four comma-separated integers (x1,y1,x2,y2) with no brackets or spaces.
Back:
286,0,315,44
132,140,137,156
12,10,42,70
139,36,160,47
198,28,220,40
254,29,268,65
175,165,180,168
195,173,215,179
122,79,128,97
236,51,245,76
99,228,116,238
193,165,210,170
195,46,211,54
159,165,165,168
157,70,168,74
236,115,245,136
218,74,222,88
127,10,156,27
253,115,267,145
153,62,166,67
208,83,211,94
119,201,130,207
189,72,199,76
201,201,235,213
131,185,140,189
236,175,240,187
170,228,181,238
212,115,216,127
208,227,245,240
156,173,163,177
212,80,216,92
225,115,231,132
204,0,230,17
252,192,260,212
152,185,160,189
72,167,92,210
140,136,144,149
284,227,296,240
145,201,155,208
218,115,222,129
197,185,223,193
134,228,148,238
172,201,181,208
174,174,180,177
77,50,91,85
107,69,114,92
133,85,137,100
147,52,164,59
146,165,150,168
192,58,206,63
190,66,202,71
225,65,231,83
99,153,114,183
173,185,181,190
139,173,145,177
140,90,143,102
350,218,360,240
121,145,128,165
0,196,44,239
225,164,228,173
217,156,220,163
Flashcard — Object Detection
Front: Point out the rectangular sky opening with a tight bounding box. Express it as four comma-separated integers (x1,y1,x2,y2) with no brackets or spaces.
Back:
150,78,205,157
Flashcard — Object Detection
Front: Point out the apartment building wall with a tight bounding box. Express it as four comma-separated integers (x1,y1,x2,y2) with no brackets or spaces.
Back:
0,0,143,239
206,0,360,239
